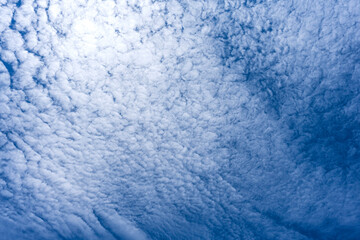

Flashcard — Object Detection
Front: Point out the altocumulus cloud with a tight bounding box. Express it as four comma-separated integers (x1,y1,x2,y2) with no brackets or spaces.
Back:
0,0,359,239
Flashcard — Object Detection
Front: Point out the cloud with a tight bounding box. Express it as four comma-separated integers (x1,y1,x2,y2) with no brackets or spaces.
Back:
0,0,359,239
93,208,148,240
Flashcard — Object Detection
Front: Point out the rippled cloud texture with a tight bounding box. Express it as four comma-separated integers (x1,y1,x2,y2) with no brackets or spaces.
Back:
0,0,359,239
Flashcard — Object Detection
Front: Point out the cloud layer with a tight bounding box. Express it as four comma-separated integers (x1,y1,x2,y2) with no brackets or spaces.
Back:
0,0,359,239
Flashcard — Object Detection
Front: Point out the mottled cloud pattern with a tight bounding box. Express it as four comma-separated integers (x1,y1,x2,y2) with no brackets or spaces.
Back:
0,0,359,239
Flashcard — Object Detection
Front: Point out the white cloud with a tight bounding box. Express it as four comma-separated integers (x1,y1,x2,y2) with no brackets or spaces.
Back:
0,6,12,33
0,0,359,239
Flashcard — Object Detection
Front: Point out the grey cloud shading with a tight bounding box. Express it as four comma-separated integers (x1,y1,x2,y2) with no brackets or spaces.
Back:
0,0,359,239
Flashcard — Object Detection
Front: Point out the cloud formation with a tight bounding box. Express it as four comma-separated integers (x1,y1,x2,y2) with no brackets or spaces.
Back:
0,0,359,239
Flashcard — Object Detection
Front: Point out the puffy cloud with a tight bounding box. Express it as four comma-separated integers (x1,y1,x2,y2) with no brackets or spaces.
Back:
0,0,359,239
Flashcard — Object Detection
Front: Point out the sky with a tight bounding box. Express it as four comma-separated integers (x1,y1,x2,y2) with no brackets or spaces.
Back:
0,0,359,239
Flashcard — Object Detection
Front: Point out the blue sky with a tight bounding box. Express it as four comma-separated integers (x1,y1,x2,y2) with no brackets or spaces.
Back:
0,0,359,239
